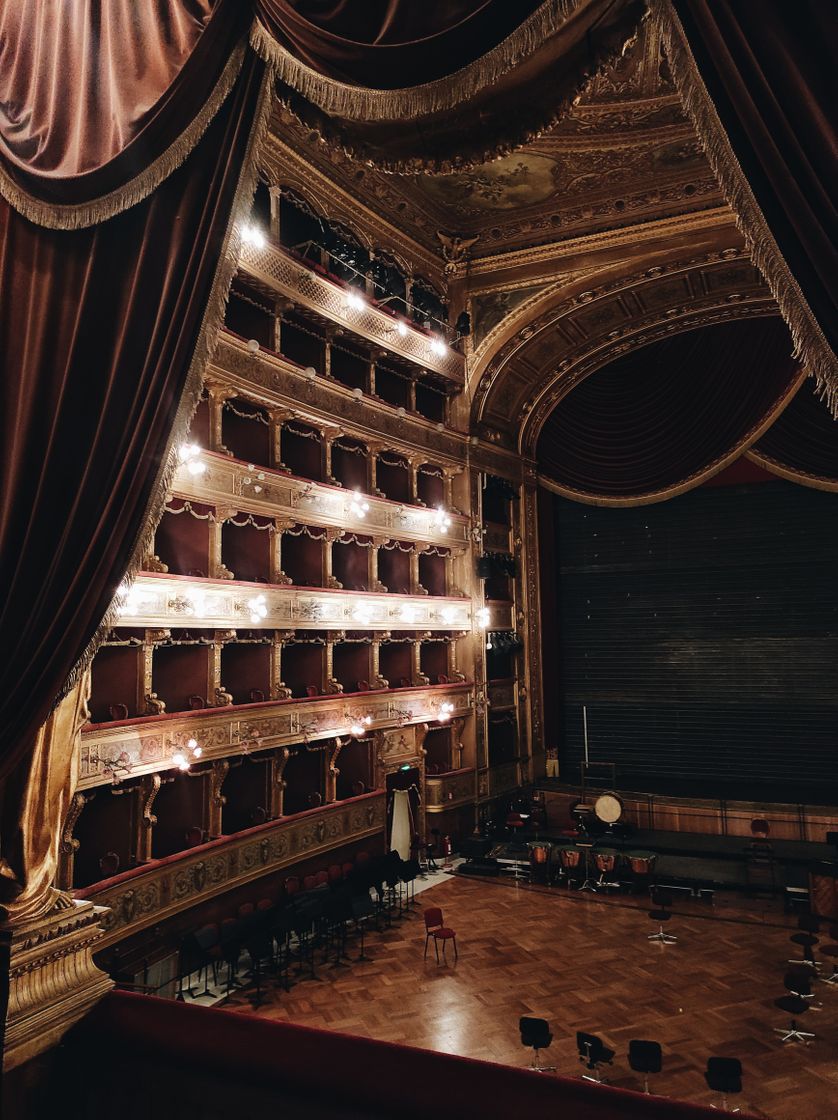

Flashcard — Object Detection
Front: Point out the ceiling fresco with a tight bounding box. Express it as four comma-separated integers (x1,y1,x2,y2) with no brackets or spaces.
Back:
267,19,722,262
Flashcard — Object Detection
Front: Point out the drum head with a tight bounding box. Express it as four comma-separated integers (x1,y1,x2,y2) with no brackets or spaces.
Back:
594,792,623,824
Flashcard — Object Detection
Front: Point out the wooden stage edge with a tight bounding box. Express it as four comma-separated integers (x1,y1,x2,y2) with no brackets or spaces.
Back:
536,783,838,844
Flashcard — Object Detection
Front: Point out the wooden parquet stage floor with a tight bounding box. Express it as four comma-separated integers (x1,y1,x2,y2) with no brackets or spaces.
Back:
223,876,838,1120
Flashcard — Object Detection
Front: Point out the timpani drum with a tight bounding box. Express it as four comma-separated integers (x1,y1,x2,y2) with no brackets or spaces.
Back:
528,842,551,883
594,791,624,826
627,850,657,879
558,845,581,887
594,848,619,889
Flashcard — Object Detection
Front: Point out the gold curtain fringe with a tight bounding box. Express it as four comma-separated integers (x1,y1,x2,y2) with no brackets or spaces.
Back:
0,43,246,231
649,0,838,416
273,16,640,176
250,0,583,122
57,58,275,710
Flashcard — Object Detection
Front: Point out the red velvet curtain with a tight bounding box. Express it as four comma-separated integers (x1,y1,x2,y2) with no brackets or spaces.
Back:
254,0,542,87
0,1,246,213
536,318,800,500
0,52,266,781
660,0,838,403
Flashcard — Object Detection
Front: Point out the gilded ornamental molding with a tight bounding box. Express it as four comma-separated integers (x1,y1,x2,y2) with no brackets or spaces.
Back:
425,767,477,811
211,335,470,469
172,453,470,548
80,684,473,789
117,572,490,633
238,239,464,384
76,794,386,947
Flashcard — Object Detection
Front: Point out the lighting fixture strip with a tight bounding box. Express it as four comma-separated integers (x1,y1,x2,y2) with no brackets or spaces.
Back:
114,573,499,632
237,236,464,384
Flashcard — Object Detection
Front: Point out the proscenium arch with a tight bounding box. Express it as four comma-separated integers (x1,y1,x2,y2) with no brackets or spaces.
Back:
470,245,776,456
533,313,806,507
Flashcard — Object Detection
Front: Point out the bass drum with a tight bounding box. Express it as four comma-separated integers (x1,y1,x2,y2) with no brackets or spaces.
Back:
594,791,623,825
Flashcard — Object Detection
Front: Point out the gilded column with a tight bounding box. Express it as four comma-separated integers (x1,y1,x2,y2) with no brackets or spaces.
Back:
324,634,343,694
410,542,430,596
412,637,430,687
135,774,161,864
268,185,281,242
268,408,294,472
369,535,388,594
205,381,232,456
55,791,89,892
209,507,234,581
325,739,342,803
271,630,294,700
269,748,290,818
270,518,294,585
321,429,339,487
207,760,230,839
370,634,389,690
142,630,167,716
324,527,343,589
210,632,233,707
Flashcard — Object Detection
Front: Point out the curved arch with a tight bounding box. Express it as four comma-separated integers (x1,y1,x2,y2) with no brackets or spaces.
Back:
471,244,774,453
747,379,838,492
535,315,804,506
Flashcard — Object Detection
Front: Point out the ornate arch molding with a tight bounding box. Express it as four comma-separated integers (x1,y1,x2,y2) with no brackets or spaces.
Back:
533,311,805,507
471,247,774,452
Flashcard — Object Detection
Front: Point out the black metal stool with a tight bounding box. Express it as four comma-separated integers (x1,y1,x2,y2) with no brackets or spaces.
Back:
519,1016,555,1073
576,1031,614,1083
628,1039,662,1095
704,1056,742,1112
774,969,816,1043
648,889,677,944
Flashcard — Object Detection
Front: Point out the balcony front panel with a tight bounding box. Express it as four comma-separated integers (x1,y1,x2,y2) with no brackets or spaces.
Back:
212,336,470,468
75,792,386,946
79,684,473,789
119,573,500,632
238,240,464,384
172,453,469,547
426,767,477,812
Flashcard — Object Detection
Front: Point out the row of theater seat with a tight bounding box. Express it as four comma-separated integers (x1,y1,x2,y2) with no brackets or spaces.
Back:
175,850,423,1005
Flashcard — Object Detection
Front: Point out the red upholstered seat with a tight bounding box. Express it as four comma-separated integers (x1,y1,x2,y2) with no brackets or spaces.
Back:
305,685,319,697
99,852,120,878
423,906,458,963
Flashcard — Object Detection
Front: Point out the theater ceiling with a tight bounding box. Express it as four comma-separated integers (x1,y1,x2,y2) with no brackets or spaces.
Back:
267,20,723,265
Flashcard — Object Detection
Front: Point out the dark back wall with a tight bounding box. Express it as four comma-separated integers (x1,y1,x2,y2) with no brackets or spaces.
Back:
541,479,838,802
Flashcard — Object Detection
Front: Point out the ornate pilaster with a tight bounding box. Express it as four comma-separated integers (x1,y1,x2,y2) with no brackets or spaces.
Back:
0,675,112,1070
205,381,232,456
411,638,430,687
268,407,294,472
1,901,113,1071
271,630,294,700
270,517,294,585
55,791,89,892
135,774,161,864
209,507,235,581
326,739,342,804
208,760,230,839
269,748,290,818
324,527,343,589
